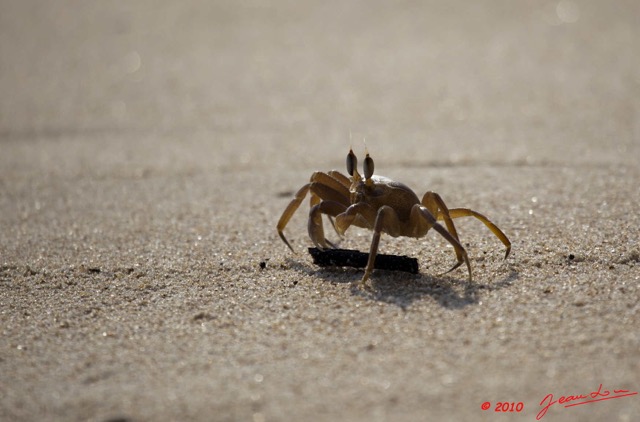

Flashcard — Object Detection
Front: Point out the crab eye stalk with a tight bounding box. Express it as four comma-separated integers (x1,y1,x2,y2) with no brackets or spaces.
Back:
364,153,374,180
346,149,357,176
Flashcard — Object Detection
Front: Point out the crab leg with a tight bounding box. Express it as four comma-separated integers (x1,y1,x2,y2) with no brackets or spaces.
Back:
410,204,472,281
334,202,377,236
441,208,511,259
277,183,311,252
310,181,350,205
312,171,352,237
361,205,403,284
327,170,351,190
308,201,348,249
277,172,353,252
421,191,463,263
311,171,350,203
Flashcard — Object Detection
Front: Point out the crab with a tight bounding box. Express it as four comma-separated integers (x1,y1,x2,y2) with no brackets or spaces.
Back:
277,148,511,286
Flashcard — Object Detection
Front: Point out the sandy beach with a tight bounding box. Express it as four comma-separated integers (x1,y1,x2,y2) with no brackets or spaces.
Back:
1,1,639,421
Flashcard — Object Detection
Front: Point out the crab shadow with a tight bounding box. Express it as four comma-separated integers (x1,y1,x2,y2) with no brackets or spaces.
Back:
288,258,518,310
365,269,517,310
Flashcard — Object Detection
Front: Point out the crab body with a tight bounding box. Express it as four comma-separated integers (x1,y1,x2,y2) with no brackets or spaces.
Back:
353,176,419,221
277,149,511,286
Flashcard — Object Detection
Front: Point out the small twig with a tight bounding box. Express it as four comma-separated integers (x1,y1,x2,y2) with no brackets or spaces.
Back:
308,248,419,274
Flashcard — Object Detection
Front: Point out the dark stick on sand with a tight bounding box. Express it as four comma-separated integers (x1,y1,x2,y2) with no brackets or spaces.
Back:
308,248,419,274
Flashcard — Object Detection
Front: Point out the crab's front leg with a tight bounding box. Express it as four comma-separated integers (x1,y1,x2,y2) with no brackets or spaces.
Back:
334,202,377,236
307,179,352,249
308,201,347,249
360,205,404,286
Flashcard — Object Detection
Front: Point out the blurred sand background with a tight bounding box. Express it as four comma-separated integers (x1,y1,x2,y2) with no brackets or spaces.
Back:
1,1,639,421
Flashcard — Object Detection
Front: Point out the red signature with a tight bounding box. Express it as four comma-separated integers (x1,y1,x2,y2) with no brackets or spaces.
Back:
537,384,638,420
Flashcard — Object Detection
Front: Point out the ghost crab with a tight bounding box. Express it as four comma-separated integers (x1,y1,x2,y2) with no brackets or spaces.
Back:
277,148,511,287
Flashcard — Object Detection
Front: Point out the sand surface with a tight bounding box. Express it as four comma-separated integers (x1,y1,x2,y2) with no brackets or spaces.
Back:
1,1,639,421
